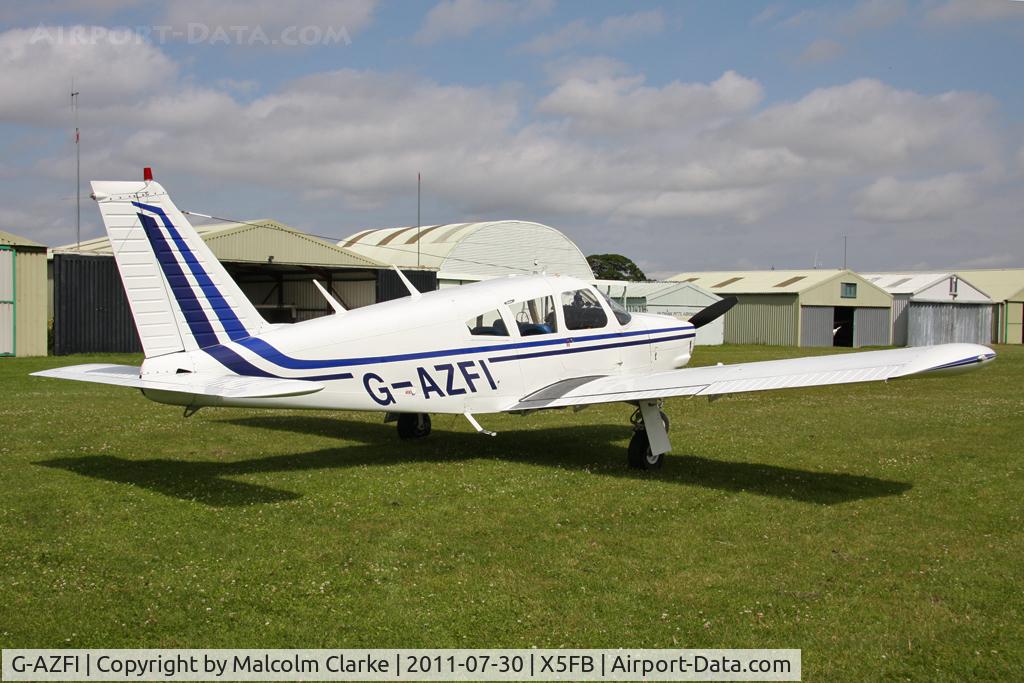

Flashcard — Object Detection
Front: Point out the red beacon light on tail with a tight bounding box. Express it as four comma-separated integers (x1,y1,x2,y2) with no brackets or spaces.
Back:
143,167,153,182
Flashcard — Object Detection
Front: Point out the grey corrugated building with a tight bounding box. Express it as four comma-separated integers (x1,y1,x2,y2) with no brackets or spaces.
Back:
863,273,992,346
670,269,892,347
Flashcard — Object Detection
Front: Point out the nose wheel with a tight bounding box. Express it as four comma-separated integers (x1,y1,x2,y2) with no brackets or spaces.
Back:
628,403,670,470
397,413,432,440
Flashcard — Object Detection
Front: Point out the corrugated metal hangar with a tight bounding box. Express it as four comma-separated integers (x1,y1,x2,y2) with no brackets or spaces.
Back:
0,230,47,357
670,269,892,347
864,273,992,346
49,219,434,355
22,204,1024,355
953,269,1024,344
594,279,724,345
339,220,594,287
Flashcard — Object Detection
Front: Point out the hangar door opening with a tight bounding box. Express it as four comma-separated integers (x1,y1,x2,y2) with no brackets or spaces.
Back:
0,247,13,356
832,307,854,347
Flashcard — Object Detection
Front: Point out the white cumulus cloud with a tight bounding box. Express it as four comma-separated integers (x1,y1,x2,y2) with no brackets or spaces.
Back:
1,24,1020,270
538,70,763,135
855,173,979,222
0,26,177,123
729,78,1000,172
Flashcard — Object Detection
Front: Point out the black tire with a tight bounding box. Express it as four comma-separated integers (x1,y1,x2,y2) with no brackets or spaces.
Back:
627,430,663,469
397,413,431,440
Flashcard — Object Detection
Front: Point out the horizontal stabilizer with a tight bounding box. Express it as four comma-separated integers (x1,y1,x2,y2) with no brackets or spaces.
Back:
510,343,995,410
32,364,324,399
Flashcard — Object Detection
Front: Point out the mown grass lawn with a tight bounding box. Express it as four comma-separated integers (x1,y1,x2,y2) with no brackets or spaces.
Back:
1,344,1021,680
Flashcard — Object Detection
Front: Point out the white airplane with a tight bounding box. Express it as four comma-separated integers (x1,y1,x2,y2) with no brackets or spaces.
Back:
35,174,997,469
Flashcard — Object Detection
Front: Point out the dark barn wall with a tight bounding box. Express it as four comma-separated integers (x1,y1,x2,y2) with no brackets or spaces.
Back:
53,254,429,355
376,269,438,303
53,254,142,355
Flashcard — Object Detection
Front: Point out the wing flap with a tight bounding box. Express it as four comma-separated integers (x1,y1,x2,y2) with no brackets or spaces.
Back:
32,364,323,399
510,343,995,410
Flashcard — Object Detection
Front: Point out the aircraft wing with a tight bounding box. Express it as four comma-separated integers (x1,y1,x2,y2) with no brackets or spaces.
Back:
510,343,995,411
32,364,324,399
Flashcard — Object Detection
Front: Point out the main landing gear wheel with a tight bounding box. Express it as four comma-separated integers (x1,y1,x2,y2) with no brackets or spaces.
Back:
627,409,669,470
397,413,432,440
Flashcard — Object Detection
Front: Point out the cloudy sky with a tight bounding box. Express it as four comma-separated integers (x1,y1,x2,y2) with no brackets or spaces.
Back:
1,0,1022,277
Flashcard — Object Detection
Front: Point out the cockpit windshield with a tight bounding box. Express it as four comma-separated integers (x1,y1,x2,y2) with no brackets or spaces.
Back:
598,291,632,326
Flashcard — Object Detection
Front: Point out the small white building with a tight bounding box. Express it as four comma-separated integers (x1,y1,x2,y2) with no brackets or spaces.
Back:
863,273,992,346
339,220,594,288
593,280,724,345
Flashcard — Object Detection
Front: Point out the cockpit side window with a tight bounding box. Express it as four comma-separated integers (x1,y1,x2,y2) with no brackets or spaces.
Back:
598,291,632,326
466,309,509,336
510,296,558,336
561,288,609,330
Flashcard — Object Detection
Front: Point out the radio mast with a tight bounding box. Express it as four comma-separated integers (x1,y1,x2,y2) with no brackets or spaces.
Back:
71,81,80,250
416,172,421,269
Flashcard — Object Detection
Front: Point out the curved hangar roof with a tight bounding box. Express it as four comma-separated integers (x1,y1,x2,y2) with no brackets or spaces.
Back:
339,220,594,280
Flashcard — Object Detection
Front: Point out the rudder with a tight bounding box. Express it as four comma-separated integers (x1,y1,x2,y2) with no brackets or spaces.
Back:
91,178,268,358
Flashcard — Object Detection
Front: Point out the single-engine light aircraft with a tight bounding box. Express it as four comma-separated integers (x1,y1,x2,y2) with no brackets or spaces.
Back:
36,173,996,468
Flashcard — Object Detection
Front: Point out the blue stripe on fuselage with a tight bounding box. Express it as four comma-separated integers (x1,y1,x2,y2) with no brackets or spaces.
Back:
132,201,250,341
203,344,278,378
203,344,354,381
203,326,692,379
229,325,694,370
488,332,694,363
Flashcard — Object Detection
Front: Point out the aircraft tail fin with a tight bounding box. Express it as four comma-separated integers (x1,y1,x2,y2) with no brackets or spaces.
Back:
90,176,268,358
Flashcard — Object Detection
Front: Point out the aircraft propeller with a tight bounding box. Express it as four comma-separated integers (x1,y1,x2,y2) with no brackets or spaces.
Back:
688,296,737,329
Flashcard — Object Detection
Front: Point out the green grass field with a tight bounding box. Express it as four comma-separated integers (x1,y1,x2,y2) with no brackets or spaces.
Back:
1,345,1021,680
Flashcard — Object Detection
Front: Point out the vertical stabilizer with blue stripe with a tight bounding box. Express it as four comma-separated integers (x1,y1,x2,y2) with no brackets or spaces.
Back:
91,179,268,358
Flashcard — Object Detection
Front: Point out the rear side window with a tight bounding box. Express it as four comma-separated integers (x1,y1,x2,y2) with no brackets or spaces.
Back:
466,309,509,336
511,296,558,336
561,289,608,330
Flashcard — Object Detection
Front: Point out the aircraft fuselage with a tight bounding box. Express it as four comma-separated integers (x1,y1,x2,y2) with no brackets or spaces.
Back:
138,274,695,414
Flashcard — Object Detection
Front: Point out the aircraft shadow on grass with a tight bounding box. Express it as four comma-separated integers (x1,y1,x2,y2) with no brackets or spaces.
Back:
37,416,911,508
